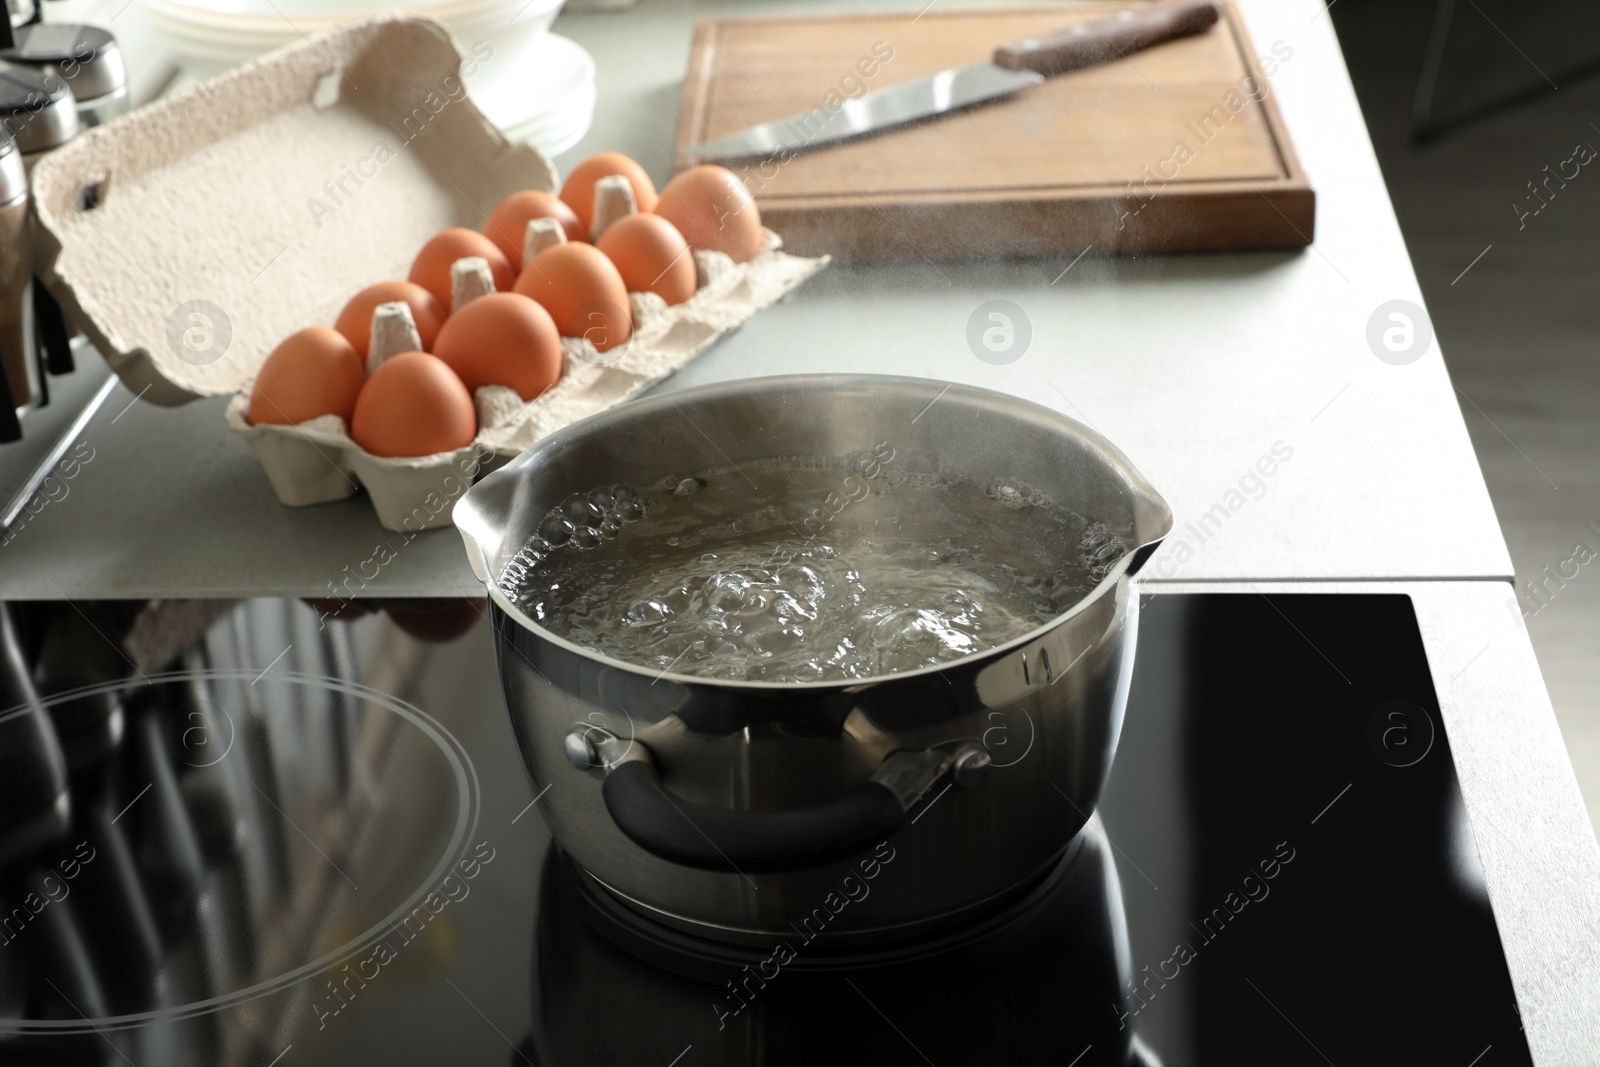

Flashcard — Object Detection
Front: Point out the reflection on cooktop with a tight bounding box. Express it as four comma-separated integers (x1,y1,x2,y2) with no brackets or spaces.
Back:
0,595,1532,1066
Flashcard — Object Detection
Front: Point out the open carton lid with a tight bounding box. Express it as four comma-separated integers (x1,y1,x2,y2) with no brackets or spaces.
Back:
30,15,556,406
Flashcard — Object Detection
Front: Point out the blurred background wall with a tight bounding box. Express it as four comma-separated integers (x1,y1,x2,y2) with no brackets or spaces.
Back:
1333,0,1600,834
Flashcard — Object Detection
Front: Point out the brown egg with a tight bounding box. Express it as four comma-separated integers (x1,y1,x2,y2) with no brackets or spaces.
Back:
408,228,515,309
350,351,477,458
432,293,564,401
559,152,658,237
381,599,483,642
653,165,763,264
300,598,370,623
513,243,632,352
596,214,697,306
248,326,365,427
334,281,445,360
484,191,583,267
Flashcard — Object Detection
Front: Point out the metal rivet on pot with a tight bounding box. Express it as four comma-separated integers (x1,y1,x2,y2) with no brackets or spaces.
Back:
952,746,992,788
563,728,599,770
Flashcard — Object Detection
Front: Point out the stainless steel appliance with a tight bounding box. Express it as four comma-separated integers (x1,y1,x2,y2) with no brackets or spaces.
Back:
0,57,76,163
456,373,1174,942
2,23,129,130
0,126,31,417
0,42,82,440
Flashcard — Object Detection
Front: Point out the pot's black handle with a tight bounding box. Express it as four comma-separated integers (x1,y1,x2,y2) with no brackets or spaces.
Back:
600,760,906,874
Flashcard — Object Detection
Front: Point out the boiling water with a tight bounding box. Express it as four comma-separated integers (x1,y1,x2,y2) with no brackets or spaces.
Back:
501,449,1129,682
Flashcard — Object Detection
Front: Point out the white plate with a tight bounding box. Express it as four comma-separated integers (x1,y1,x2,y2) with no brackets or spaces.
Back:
143,2,594,152
505,80,596,157
144,0,565,60
145,0,562,29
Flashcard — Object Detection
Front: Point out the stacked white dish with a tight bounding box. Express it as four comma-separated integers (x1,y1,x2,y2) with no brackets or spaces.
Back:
143,0,595,157
143,0,567,60
467,32,596,157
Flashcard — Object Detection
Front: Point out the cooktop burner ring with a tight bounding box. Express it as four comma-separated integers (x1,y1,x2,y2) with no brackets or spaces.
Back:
0,665,483,1034
563,832,1089,981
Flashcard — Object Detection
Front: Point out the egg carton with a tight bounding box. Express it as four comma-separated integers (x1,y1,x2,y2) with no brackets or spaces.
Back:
224,229,827,531
28,15,828,532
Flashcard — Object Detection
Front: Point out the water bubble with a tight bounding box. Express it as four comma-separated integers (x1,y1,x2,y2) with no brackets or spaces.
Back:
624,600,672,627
539,512,575,546
846,450,893,480
506,460,1112,681
987,479,1026,508
556,493,600,524
1081,522,1117,550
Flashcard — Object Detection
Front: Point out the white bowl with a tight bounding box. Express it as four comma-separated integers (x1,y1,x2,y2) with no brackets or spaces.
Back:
466,32,596,156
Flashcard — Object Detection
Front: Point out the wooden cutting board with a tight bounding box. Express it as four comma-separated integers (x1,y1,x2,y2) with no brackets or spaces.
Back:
673,3,1313,262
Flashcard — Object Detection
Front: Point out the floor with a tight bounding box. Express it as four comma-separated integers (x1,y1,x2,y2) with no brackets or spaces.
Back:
1333,0,1600,837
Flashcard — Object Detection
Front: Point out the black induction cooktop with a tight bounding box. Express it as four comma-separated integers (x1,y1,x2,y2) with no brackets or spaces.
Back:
0,594,1531,1066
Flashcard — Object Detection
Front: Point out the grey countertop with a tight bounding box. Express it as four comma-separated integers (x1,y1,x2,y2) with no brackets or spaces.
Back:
0,0,1512,599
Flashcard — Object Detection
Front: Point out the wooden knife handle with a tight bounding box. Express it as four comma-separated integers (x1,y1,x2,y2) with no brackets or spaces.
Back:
993,0,1221,77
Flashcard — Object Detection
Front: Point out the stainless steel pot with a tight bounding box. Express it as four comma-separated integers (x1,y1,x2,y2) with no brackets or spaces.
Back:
456,374,1171,945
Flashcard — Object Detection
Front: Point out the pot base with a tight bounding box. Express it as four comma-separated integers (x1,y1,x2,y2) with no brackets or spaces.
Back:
566,834,1086,982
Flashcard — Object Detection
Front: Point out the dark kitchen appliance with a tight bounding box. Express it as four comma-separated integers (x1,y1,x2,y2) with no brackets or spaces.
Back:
0,593,1533,1065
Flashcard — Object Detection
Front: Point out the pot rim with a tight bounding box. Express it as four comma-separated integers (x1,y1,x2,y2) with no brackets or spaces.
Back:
460,373,1173,693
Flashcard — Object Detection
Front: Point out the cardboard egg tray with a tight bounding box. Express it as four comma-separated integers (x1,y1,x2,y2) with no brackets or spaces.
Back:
29,16,828,532
222,232,822,530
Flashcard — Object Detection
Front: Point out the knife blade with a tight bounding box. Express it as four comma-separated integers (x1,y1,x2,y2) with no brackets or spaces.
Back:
689,0,1221,162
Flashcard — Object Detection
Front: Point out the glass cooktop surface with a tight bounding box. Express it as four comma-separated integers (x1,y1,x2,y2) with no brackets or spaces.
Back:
0,594,1531,1066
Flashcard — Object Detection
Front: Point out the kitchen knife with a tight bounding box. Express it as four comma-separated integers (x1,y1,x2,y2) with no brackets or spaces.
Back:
689,0,1221,162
